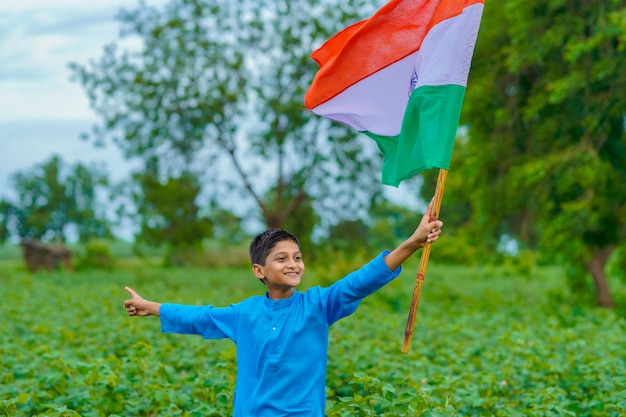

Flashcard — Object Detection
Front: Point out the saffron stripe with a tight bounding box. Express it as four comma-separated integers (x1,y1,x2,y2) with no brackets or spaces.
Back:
305,0,484,109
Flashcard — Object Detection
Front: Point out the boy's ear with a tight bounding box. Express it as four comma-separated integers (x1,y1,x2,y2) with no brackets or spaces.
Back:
252,264,265,279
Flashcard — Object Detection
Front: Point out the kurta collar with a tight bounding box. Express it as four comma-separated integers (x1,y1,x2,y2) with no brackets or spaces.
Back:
264,289,298,309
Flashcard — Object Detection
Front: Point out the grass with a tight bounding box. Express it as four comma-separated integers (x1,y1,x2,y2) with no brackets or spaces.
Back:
1,253,625,416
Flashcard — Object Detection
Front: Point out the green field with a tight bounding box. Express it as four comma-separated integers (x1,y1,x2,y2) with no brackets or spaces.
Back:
1,255,625,416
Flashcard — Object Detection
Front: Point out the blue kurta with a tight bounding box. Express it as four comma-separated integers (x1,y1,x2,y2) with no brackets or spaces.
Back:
160,251,401,416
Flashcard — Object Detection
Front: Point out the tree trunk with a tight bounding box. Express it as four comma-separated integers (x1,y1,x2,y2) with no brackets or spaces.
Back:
586,245,615,308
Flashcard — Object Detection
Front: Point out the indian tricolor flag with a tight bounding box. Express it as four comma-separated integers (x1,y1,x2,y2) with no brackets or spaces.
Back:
305,0,484,187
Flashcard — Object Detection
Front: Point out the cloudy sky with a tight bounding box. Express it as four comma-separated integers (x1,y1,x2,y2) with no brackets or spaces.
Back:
0,0,168,200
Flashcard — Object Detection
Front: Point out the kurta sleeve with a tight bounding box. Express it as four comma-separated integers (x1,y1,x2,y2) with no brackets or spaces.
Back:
160,303,239,342
322,251,401,325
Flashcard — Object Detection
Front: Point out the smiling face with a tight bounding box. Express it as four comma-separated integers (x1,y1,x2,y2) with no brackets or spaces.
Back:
253,239,305,300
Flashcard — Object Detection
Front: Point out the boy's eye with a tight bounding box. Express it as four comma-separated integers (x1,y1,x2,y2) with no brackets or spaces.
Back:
295,256,302,261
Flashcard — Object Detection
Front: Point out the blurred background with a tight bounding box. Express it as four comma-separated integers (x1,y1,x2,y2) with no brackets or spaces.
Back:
1,0,625,309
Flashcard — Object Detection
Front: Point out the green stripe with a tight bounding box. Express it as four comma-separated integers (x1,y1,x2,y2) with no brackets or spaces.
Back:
365,84,466,187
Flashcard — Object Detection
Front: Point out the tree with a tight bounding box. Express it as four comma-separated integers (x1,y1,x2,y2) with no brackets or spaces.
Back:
0,155,111,243
70,0,385,238
132,169,213,265
444,1,626,307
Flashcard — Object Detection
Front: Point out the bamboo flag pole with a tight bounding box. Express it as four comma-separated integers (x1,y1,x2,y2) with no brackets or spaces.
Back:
402,168,447,354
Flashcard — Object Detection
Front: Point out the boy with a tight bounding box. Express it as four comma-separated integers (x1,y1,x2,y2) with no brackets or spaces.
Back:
123,202,443,416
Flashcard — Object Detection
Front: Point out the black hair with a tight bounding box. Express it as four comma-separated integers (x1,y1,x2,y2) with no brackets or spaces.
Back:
249,229,300,265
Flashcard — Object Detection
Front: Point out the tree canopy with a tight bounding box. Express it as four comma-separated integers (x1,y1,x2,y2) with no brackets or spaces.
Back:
0,155,111,244
70,0,387,239
132,169,213,265
436,0,626,307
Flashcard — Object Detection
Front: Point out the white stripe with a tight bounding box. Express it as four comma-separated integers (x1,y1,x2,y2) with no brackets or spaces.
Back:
311,51,417,136
311,3,483,136
415,3,483,88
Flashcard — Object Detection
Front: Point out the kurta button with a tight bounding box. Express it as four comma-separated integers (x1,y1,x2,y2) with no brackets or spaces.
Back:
272,327,276,330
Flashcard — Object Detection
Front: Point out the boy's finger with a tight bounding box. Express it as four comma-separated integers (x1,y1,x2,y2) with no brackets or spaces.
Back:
426,198,434,215
428,220,443,231
124,286,138,298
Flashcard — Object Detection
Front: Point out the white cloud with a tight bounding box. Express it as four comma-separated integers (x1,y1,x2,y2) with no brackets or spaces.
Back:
0,1,138,122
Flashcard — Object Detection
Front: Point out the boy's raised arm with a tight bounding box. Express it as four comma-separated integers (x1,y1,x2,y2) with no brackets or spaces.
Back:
383,200,443,271
123,286,162,317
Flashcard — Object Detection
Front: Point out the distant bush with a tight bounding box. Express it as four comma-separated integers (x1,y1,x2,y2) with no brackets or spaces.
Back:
500,249,537,278
160,242,251,269
309,249,371,287
164,243,205,267
75,240,116,271
203,244,251,269
428,228,489,265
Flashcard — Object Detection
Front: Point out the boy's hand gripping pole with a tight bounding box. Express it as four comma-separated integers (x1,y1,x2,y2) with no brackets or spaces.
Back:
402,169,447,354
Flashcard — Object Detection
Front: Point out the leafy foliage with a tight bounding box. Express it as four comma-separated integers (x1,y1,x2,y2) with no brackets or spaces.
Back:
1,260,625,416
75,240,116,271
132,171,212,266
442,0,626,306
0,155,110,243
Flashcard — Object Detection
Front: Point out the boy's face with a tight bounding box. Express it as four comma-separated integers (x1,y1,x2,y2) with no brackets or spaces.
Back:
253,239,304,299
